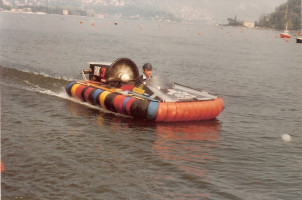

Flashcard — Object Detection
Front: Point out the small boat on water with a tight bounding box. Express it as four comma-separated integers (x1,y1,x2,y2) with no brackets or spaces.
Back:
280,3,291,39
296,28,302,43
66,58,224,122
280,29,291,39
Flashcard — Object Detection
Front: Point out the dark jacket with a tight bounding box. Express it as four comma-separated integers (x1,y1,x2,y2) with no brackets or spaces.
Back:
135,75,145,84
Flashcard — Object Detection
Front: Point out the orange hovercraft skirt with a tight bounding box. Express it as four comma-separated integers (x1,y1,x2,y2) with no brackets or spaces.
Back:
66,81,224,122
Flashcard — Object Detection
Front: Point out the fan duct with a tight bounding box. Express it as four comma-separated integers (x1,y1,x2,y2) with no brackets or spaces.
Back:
106,58,139,87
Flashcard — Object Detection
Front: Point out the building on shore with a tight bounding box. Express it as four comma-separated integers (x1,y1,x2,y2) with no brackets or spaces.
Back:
243,21,255,28
62,9,68,15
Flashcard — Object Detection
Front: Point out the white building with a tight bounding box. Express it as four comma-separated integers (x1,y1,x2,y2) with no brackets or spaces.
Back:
62,9,69,15
243,21,255,28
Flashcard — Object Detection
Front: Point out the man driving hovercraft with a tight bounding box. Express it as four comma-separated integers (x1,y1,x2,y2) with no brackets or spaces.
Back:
136,63,152,84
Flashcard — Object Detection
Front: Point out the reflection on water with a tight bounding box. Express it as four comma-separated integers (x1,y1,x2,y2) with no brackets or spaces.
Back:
155,120,220,141
66,99,221,198
66,100,154,127
154,121,221,178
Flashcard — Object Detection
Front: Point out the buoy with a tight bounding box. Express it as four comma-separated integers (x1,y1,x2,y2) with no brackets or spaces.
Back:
1,161,4,173
281,134,292,142
226,32,232,37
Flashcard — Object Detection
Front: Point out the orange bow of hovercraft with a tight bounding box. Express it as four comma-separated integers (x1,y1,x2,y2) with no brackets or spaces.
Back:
66,58,224,122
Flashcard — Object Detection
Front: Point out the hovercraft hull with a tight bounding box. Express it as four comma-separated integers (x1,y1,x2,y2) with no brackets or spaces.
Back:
66,81,224,122
65,58,224,122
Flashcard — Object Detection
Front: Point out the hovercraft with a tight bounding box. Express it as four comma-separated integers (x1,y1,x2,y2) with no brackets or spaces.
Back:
66,58,224,122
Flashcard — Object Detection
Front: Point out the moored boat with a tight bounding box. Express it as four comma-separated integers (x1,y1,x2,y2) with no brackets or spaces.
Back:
280,3,291,39
280,29,291,38
66,58,224,122
296,28,302,43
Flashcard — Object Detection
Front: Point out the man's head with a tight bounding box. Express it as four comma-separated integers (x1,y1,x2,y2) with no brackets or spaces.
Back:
142,63,152,79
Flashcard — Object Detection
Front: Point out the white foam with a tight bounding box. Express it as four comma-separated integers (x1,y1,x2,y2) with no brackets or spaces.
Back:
21,83,70,100
3,80,126,117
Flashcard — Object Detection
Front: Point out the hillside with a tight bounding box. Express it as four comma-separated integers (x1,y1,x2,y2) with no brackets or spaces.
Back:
257,0,301,30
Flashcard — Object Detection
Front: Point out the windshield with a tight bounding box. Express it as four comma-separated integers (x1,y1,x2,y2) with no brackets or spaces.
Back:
146,76,175,90
142,75,216,102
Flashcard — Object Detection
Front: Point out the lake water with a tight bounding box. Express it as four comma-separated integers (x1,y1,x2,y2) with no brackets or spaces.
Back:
1,12,302,200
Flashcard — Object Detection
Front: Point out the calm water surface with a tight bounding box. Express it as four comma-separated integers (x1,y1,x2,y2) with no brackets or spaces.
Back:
1,12,302,200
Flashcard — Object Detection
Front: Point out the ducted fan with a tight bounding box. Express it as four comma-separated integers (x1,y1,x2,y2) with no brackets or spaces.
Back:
106,58,139,87
86,58,139,87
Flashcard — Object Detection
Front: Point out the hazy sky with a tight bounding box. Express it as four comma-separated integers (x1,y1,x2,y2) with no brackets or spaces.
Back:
150,0,288,23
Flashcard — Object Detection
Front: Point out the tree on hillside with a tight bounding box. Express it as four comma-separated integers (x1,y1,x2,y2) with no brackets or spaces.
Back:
258,0,301,30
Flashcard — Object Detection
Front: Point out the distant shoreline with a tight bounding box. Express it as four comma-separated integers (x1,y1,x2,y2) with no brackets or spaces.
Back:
1,10,300,32
1,10,46,15
219,23,300,32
